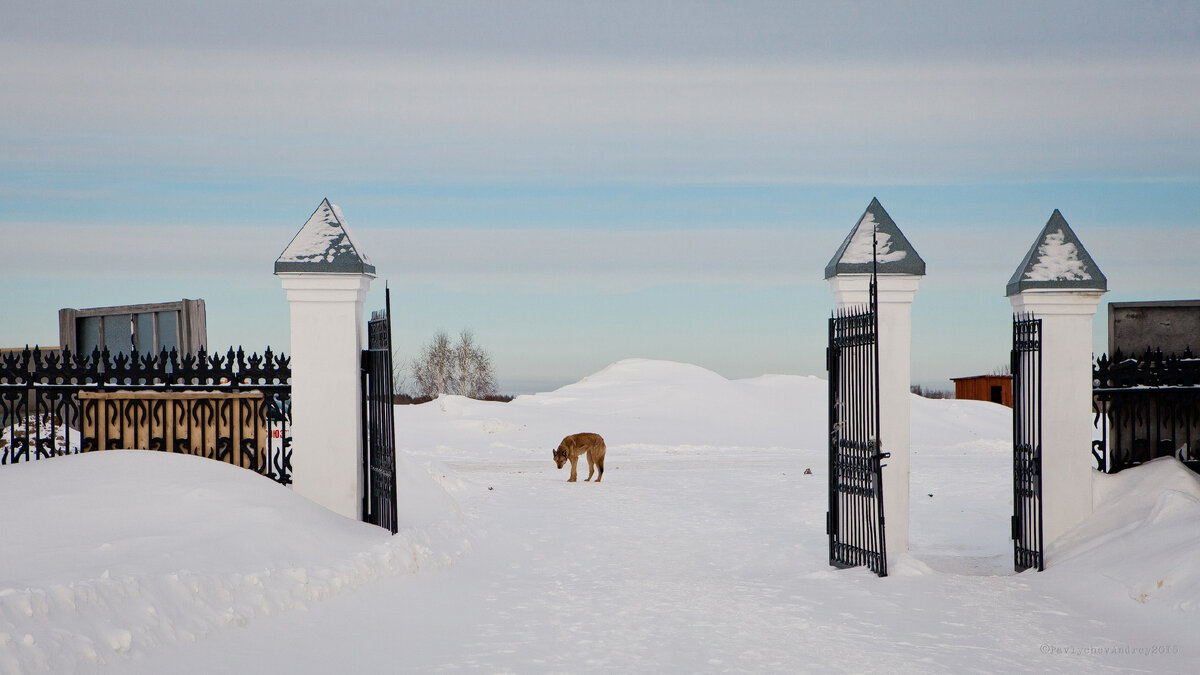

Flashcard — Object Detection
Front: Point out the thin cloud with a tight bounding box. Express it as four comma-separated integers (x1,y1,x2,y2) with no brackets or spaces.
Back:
4,223,825,290
9,220,1191,298
3,44,1198,184
5,1,1198,62
365,228,823,292
3,224,293,280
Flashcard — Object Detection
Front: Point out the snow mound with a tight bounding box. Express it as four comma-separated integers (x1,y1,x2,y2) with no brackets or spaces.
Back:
519,359,735,410
569,358,732,390
0,451,466,673
910,395,1012,451
506,359,828,449
1049,457,1200,609
402,359,1013,458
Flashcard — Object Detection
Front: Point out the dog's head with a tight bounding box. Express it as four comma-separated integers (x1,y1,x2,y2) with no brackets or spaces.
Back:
553,447,567,469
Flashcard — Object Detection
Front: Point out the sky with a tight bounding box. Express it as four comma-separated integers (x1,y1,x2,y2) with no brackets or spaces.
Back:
2,0,1199,393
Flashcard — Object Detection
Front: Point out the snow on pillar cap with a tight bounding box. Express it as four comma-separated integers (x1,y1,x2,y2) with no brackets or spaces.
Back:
274,198,377,276
824,198,926,279
1005,210,1106,296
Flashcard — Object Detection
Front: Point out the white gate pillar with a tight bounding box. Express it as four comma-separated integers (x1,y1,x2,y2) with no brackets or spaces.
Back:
275,199,376,520
826,198,925,556
1007,210,1106,547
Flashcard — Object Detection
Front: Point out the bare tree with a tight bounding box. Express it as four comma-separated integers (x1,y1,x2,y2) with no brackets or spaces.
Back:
454,330,476,397
456,330,497,398
412,330,455,397
911,384,952,399
410,329,498,399
391,352,411,397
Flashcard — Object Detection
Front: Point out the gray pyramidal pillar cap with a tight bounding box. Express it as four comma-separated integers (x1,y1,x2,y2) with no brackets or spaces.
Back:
274,198,377,275
1006,210,1106,296
824,198,926,279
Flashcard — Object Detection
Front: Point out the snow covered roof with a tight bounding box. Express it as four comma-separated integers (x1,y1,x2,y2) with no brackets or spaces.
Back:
824,198,926,279
274,198,376,275
1006,210,1106,296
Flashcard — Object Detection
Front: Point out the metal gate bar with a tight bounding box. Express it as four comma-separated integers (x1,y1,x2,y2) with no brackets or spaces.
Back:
827,294,888,577
1012,313,1044,572
361,287,398,534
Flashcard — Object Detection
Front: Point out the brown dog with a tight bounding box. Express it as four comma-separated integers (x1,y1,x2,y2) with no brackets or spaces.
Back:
553,433,606,482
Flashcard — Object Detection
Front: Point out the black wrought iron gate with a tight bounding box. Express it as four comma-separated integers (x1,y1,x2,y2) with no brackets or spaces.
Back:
361,287,398,534
826,282,888,577
1011,313,1044,572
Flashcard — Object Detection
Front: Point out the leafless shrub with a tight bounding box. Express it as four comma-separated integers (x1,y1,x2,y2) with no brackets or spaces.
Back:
911,384,953,399
410,329,498,399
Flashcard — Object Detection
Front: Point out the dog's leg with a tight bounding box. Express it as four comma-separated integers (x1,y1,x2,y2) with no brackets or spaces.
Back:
596,455,604,483
568,455,578,482
585,452,595,481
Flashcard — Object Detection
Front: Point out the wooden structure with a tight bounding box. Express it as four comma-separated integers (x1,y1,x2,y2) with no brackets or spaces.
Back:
79,390,278,471
951,374,1012,407
58,299,207,356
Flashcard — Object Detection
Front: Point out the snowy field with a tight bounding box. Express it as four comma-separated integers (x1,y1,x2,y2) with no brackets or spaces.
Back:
2,359,1198,673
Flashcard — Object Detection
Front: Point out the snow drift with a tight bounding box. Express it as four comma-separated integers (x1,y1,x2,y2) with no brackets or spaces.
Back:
0,452,467,674
1,359,1197,673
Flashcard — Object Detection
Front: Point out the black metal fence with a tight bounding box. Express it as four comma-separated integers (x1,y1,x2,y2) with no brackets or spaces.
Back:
1011,314,1044,572
827,298,888,577
0,346,291,483
1093,348,1200,474
361,290,398,534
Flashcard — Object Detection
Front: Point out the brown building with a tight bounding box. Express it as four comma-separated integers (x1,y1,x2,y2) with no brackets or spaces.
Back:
951,375,1012,407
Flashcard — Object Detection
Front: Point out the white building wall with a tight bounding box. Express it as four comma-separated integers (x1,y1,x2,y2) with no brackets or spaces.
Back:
278,273,372,521
1010,290,1104,548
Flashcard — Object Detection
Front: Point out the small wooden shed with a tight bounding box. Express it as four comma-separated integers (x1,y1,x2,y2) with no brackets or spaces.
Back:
951,375,1013,407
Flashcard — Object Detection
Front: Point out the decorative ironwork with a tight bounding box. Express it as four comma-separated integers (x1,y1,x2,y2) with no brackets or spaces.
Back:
1093,348,1200,474
362,287,398,534
1011,314,1044,572
826,253,888,577
0,346,291,484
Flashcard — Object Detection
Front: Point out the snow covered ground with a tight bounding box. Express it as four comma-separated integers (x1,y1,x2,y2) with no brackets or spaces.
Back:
2,359,1198,673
